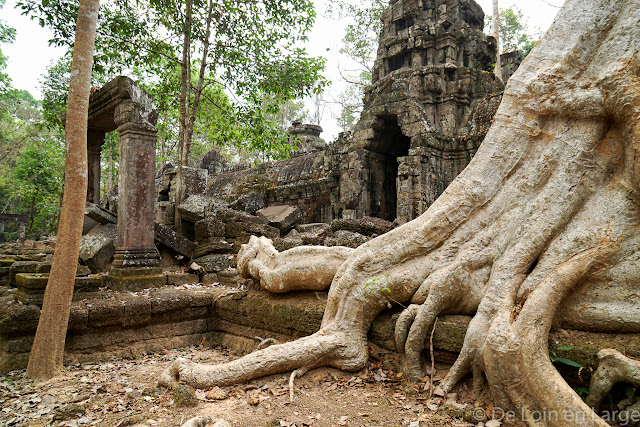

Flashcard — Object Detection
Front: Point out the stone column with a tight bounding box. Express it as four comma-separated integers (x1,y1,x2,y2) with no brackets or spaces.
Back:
108,100,163,291
87,129,105,204
17,222,26,242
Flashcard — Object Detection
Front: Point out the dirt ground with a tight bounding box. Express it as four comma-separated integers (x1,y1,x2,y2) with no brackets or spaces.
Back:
0,344,499,427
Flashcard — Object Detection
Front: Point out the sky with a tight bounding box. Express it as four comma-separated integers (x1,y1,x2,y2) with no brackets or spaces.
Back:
1,0,563,141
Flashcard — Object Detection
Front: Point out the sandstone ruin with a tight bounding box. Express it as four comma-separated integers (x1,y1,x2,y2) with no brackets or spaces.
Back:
5,0,640,425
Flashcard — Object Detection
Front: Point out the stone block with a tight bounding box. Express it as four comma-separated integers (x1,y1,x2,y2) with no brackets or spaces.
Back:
181,167,208,199
217,269,241,286
214,208,267,225
106,268,166,292
155,222,196,258
85,202,117,225
228,192,265,215
298,224,332,245
324,230,370,248
224,221,279,239
194,218,226,240
193,254,231,273
178,195,228,223
256,205,302,232
201,273,219,285
273,237,304,252
79,223,116,273
192,238,233,258
330,216,394,236
9,261,40,286
166,273,200,286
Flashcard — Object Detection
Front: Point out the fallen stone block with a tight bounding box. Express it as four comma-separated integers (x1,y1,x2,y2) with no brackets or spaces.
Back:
192,238,233,258
178,195,228,223
228,192,265,215
201,273,219,285
324,230,370,248
155,223,196,258
273,237,304,252
79,223,116,273
85,202,117,225
224,221,279,239
192,254,231,273
256,205,302,232
299,224,332,245
330,216,394,236
214,208,267,225
194,218,226,240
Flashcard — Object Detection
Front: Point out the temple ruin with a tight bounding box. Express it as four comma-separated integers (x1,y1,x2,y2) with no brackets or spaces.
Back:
1,0,529,374
205,0,508,224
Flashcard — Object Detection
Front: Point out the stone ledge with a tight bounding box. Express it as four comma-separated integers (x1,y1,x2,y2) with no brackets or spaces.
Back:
1,287,639,377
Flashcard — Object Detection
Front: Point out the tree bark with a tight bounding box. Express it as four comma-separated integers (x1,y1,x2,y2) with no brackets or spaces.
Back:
492,0,502,82
174,0,193,234
26,0,98,380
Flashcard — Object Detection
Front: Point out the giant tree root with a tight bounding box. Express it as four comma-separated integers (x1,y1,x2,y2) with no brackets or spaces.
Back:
237,235,353,292
587,350,640,410
161,1,640,425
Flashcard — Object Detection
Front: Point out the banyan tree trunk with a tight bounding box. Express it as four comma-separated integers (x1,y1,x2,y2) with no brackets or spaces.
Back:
161,1,640,424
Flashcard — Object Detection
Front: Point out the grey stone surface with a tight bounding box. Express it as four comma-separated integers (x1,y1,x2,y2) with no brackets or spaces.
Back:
155,223,196,258
256,205,302,232
323,230,369,248
193,254,231,273
228,192,265,215
79,224,117,273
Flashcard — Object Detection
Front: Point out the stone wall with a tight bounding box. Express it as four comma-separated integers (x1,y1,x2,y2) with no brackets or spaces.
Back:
2,286,638,379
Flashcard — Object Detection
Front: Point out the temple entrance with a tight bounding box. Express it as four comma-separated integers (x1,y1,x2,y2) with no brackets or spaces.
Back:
367,116,411,221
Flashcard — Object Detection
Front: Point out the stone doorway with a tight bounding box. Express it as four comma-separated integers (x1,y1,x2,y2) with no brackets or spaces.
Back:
368,116,411,221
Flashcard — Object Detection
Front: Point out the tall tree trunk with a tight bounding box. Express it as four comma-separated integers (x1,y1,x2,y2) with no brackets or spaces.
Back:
27,186,39,233
492,0,502,82
185,0,214,154
108,133,113,208
174,0,192,234
25,0,98,381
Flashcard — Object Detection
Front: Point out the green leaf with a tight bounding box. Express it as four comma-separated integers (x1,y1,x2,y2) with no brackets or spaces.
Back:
553,358,583,368
556,346,575,351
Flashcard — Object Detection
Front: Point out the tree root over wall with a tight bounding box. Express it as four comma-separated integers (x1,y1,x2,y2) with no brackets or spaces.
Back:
160,0,640,424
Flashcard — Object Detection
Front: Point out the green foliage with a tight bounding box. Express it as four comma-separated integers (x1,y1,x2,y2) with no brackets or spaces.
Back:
0,87,64,239
327,0,384,132
486,7,540,58
549,346,584,369
364,275,405,308
19,0,327,161
0,0,16,94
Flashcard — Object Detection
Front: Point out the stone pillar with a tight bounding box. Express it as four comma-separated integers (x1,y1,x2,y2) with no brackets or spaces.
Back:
17,222,26,242
87,129,105,204
108,100,163,291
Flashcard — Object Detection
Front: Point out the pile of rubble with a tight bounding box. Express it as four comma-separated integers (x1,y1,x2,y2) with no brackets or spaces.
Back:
176,192,396,285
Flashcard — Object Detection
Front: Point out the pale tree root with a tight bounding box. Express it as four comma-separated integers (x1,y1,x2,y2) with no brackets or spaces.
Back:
586,349,640,410
438,244,617,427
158,329,366,390
237,235,354,292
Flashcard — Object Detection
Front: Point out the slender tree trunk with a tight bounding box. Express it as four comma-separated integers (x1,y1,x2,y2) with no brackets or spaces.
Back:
108,133,113,208
492,0,502,82
175,0,192,233
25,0,98,381
185,0,214,155
27,187,39,233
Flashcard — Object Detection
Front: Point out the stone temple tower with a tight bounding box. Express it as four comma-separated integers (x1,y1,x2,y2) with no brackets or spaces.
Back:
206,0,504,225
339,0,503,222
